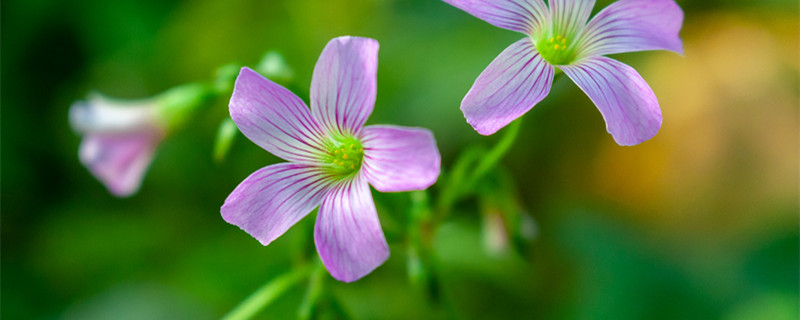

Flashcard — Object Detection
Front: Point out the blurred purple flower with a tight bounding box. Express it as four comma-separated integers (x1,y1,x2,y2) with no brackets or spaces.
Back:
70,95,165,197
445,0,684,145
70,84,208,197
221,36,441,282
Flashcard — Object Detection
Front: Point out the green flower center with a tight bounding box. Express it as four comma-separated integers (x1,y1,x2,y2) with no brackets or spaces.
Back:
323,135,364,176
536,35,577,66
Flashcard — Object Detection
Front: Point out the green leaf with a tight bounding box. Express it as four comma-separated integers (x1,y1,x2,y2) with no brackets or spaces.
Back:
213,117,238,163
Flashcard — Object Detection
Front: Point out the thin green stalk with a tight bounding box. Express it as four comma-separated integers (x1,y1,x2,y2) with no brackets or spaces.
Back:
465,118,523,188
435,119,523,217
438,73,562,212
223,264,314,320
407,190,441,305
297,260,326,320
435,146,482,216
407,190,431,288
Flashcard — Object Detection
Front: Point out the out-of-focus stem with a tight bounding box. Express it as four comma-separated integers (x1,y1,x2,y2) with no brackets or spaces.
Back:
297,260,326,320
222,263,314,320
407,190,440,303
435,118,522,218
465,118,522,189
435,147,482,217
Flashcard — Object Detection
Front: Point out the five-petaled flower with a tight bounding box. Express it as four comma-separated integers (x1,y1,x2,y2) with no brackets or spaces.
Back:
221,36,441,282
444,0,684,145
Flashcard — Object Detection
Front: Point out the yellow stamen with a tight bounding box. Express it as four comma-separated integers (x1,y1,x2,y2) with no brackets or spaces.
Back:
554,44,560,50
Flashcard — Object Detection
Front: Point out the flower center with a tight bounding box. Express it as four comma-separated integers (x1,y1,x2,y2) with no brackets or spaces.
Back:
324,135,364,176
536,35,576,66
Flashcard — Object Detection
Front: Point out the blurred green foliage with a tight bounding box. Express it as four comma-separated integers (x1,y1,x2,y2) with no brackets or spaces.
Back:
2,0,798,319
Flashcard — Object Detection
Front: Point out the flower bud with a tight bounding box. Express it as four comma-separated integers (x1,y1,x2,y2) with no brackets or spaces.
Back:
70,83,211,197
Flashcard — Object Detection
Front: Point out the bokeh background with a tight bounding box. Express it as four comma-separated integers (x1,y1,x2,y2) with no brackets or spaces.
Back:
2,0,798,319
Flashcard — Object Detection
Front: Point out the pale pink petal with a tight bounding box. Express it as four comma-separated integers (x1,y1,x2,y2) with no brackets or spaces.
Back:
221,163,333,246
314,174,388,282
577,0,684,57
461,38,554,135
359,125,441,192
560,56,661,146
310,36,378,136
549,0,595,38
230,67,328,164
442,0,549,34
79,132,162,197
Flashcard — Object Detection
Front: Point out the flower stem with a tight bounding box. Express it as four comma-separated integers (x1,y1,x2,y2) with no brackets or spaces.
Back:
435,146,482,216
466,118,523,188
407,190,441,304
222,263,314,320
297,260,326,320
407,190,431,287
435,118,523,217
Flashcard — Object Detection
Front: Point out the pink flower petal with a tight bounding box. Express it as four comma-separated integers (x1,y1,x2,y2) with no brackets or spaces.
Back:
314,174,389,282
549,0,595,38
442,0,549,34
360,125,441,192
577,0,684,57
461,38,554,135
79,132,161,197
560,56,661,146
221,163,333,246
230,67,328,164
310,36,378,136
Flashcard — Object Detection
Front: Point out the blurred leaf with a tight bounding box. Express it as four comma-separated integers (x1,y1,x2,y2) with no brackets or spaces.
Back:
255,51,294,85
214,117,239,163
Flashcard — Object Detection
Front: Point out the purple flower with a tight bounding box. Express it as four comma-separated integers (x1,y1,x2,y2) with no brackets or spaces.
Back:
70,95,166,197
221,36,441,282
445,0,684,145
70,84,209,197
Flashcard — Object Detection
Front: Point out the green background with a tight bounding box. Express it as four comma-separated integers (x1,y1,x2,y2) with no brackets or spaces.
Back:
2,0,798,319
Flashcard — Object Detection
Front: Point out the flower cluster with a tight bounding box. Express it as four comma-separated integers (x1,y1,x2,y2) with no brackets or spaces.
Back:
70,0,683,283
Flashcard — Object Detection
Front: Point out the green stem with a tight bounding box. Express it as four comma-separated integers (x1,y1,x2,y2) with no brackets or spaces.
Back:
407,190,431,287
297,260,326,320
465,117,522,190
437,73,561,215
223,263,314,320
435,146,482,216
407,190,441,305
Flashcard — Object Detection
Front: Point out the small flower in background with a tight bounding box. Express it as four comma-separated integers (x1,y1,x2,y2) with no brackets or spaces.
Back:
445,0,684,145
70,84,209,197
222,36,441,282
